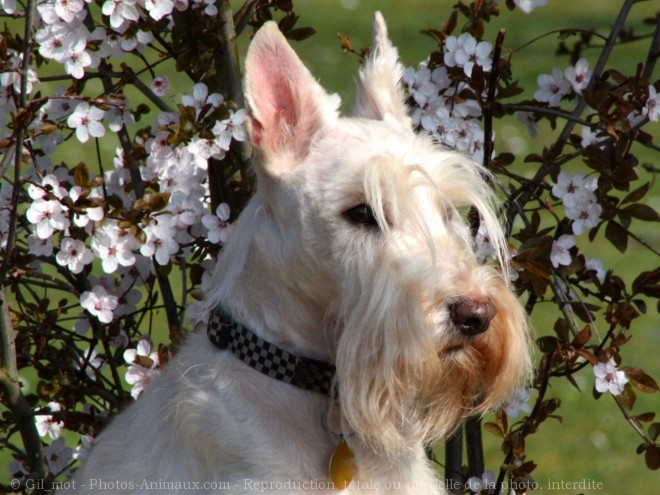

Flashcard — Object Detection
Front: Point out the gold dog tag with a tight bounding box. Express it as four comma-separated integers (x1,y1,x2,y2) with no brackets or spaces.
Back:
329,441,356,490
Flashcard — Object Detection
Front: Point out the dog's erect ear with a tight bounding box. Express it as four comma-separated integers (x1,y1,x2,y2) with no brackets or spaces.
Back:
244,22,339,175
353,12,411,127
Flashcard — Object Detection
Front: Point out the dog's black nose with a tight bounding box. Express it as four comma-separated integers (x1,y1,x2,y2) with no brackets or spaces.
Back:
449,297,496,336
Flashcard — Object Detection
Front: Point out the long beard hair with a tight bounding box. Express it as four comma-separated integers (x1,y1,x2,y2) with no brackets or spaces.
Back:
331,157,531,458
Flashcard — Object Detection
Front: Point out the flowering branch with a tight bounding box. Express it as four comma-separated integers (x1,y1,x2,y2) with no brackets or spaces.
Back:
556,0,635,147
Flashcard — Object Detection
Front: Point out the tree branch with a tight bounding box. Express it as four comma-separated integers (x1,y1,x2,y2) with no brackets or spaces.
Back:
0,289,52,491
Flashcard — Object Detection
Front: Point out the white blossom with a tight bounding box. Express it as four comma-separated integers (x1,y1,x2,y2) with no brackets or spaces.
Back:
202,203,231,244
44,437,74,475
503,387,533,419
181,82,223,115
67,102,106,143
565,58,592,94
467,470,498,494
192,0,217,16
53,0,88,23
585,258,606,283
56,237,94,274
28,174,67,201
211,109,247,149
580,126,600,148
35,402,63,439
150,75,170,97
105,104,135,132
593,358,629,396
69,185,105,227
28,235,54,257
514,0,547,15
187,136,226,160
102,0,140,30
91,221,137,273
643,84,660,122
25,198,70,239
534,68,570,107
403,67,439,108
144,0,174,21
80,285,119,323
444,33,492,78
1,0,16,14
124,337,160,399
168,191,204,231
73,346,105,379
568,197,602,235
0,51,38,95
73,435,95,462
140,221,179,265
550,234,576,268
552,172,601,235
552,172,597,204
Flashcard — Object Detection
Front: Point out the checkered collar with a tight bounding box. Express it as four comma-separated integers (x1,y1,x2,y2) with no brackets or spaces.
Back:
206,307,336,396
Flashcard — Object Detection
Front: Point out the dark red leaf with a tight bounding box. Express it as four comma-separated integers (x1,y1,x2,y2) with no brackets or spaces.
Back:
624,367,660,393
650,423,660,442
633,412,656,423
285,27,316,41
571,325,592,347
624,204,660,222
605,221,628,253
537,336,560,353
622,182,650,205
645,444,660,470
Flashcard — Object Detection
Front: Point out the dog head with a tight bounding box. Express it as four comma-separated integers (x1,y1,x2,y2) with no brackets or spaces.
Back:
229,12,532,455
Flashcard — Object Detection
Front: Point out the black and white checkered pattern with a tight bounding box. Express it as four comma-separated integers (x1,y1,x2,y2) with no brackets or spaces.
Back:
207,307,335,396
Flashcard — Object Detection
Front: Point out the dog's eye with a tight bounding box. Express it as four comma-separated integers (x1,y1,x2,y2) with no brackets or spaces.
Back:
343,204,379,228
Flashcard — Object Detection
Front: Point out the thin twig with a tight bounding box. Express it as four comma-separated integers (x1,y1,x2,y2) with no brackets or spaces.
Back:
483,29,506,170
641,13,660,83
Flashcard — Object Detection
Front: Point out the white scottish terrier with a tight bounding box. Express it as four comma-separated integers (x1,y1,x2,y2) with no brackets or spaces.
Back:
63,13,531,495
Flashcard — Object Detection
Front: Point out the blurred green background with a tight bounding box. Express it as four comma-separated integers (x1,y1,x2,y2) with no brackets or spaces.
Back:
5,0,659,493
288,1,659,493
